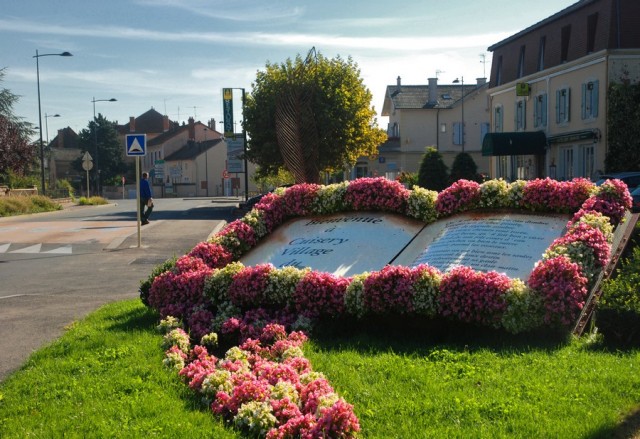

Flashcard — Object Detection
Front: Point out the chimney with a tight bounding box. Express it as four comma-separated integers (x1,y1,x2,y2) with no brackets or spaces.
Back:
428,77,438,105
188,117,195,140
129,117,136,133
163,115,169,132
476,77,487,86
396,76,401,92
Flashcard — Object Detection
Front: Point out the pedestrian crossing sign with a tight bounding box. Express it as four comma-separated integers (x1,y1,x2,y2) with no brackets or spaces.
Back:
126,134,146,156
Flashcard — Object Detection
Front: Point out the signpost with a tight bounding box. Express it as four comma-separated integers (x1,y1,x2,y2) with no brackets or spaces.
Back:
126,134,146,248
81,152,93,197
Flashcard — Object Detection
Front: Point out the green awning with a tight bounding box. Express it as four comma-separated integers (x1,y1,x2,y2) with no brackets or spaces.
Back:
482,131,547,156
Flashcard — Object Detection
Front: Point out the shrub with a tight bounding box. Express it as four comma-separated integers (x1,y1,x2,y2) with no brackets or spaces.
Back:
597,246,640,346
417,146,448,191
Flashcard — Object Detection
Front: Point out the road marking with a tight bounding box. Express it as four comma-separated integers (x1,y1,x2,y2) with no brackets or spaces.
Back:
43,245,73,254
10,244,42,253
0,243,10,253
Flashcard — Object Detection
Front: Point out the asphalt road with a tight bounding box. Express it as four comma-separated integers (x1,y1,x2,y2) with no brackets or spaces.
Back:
0,197,239,381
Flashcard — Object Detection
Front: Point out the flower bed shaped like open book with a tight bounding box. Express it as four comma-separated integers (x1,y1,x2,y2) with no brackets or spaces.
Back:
143,177,631,437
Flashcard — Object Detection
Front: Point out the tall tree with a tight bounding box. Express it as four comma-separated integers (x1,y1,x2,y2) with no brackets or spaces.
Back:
72,113,127,191
244,48,386,183
0,68,36,181
606,82,640,172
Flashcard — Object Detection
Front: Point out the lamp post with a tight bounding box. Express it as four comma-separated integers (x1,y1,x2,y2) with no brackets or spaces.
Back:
222,88,249,201
34,50,72,196
453,76,465,152
44,113,60,187
91,97,117,195
44,113,60,144
204,127,209,197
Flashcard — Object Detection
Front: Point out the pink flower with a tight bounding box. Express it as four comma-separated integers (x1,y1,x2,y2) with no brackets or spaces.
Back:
436,179,481,215
293,271,350,318
345,177,410,212
528,256,588,326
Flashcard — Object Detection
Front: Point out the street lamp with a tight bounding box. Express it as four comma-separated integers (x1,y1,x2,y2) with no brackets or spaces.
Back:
44,113,60,187
453,76,465,152
91,97,117,195
44,113,60,144
34,50,72,196
204,127,209,197
221,88,249,201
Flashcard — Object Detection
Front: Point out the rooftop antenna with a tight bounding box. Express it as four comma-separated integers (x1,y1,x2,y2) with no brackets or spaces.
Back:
192,106,200,120
479,53,486,78
436,69,445,79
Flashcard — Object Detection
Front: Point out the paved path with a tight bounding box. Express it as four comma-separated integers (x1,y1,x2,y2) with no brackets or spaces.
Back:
0,199,237,381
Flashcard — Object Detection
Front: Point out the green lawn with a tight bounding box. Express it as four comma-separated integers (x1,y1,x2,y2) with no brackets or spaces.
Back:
1,300,639,438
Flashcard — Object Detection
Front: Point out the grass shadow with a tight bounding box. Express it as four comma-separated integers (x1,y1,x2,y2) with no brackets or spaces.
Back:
102,301,160,333
310,315,570,356
586,405,640,439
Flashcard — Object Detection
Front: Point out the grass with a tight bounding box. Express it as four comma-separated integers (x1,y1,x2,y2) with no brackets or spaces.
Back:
0,195,62,217
1,300,640,438
77,196,109,205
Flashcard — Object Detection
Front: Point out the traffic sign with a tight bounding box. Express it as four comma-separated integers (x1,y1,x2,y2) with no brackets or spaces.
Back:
126,134,146,156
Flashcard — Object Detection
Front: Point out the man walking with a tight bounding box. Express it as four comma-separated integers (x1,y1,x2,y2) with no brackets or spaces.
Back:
140,172,153,225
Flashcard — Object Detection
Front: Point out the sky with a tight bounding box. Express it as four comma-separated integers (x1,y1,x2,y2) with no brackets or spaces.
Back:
1,0,578,143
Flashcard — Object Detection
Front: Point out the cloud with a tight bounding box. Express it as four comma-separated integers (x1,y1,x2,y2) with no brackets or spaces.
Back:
0,18,511,53
134,0,304,22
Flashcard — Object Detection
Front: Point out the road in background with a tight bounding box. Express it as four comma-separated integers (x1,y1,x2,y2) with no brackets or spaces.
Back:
0,197,239,381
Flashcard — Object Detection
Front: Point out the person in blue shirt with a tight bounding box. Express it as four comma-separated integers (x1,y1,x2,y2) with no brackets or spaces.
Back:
140,172,153,225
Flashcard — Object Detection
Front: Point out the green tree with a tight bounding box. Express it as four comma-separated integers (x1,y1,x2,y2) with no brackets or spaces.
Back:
606,82,640,172
449,152,479,183
244,48,386,183
418,146,449,191
72,114,127,192
0,68,36,183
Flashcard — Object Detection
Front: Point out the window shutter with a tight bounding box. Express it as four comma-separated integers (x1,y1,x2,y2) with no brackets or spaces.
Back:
453,122,461,145
555,90,561,124
592,80,599,117
566,88,571,122
541,94,547,127
481,123,489,144
581,83,587,120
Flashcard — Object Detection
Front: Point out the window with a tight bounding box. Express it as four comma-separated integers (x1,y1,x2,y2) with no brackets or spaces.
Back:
538,36,546,71
453,122,463,145
515,100,526,131
561,25,571,62
497,156,508,180
581,80,599,119
555,87,571,124
560,147,574,180
480,123,490,144
354,163,368,179
494,105,503,132
517,46,526,78
534,93,547,128
587,13,598,53
387,122,399,138
580,144,595,178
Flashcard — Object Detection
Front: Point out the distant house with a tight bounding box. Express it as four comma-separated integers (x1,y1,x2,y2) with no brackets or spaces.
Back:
485,0,640,181
371,76,491,180
116,107,179,142
48,127,82,187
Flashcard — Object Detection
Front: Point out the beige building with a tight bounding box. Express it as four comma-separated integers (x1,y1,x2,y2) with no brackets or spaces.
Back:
485,0,640,181
369,76,491,180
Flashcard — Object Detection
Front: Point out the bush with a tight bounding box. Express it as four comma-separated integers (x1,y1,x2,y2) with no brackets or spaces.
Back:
77,196,109,205
597,244,640,346
449,152,479,183
0,195,61,217
417,146,448,191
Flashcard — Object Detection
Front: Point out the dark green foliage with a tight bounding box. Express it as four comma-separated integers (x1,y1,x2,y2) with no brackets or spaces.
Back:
417,146,449,191
597,242,640,347
605,82,640,172
449,152,479,183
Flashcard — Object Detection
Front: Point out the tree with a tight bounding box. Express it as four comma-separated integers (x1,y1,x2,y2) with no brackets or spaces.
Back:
72,113,127,192
417,147,449,191
449,152,479,183
606,82,640,172
244,48,386,183
0,68,36,182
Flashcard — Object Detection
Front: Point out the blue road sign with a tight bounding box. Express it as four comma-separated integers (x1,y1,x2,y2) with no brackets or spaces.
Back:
126,134,146,156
